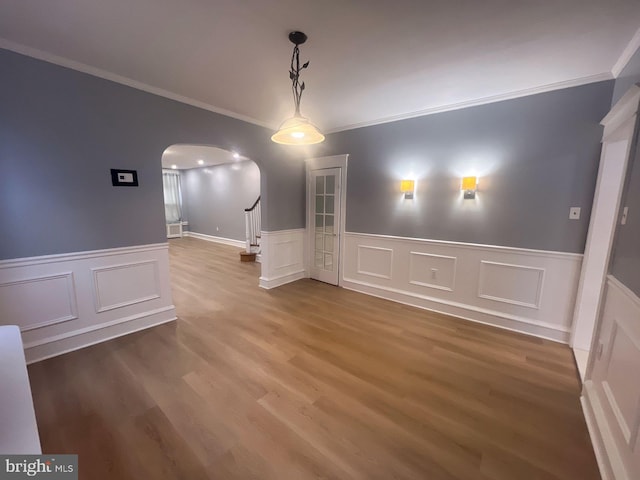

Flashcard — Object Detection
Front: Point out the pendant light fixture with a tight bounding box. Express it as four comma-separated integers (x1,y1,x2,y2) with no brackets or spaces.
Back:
271,31,325,145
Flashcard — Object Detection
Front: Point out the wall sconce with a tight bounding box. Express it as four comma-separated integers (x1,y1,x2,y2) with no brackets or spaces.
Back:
401,179,415,199
461,176,477,199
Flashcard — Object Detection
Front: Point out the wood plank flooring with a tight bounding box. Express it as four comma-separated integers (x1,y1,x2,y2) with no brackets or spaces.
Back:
27,237,600,479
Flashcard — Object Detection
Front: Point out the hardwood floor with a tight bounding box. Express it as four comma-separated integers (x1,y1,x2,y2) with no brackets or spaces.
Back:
28,237,600,479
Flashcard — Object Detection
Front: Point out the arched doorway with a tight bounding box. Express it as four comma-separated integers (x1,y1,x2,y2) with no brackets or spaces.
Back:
160,144,261,258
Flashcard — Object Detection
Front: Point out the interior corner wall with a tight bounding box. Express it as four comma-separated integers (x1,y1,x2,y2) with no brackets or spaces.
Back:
607,45,640,297
609,118,640,297
181,161,260,241
322,80,614,253
611,45,640,106
581,52,640,480
0,48,306,261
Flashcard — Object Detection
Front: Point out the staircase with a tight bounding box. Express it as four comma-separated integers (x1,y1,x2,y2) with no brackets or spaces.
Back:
240,196,261,262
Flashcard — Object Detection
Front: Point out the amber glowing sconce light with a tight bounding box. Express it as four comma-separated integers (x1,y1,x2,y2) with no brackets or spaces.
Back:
401,179,415,199
461,176,477,199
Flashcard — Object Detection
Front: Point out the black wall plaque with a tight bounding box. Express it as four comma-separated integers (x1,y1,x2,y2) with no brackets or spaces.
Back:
111,169,139,187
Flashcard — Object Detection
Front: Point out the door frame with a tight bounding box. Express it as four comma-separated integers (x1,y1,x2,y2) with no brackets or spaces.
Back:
570,85,640,372
305,154,348,286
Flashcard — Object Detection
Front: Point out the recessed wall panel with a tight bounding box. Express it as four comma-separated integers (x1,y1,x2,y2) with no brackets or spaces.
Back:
603,321,640,444
357,246,393,279
409,252,456,291
274,240,301,270
92,260,160,312
0,273,77,331
478,261,544,308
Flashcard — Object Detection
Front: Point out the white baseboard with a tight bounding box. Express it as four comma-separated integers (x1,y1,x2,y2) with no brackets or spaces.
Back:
24,307,176,364
342,278,568,342
259,270,306,290
183,231,245,248
0,243,176,363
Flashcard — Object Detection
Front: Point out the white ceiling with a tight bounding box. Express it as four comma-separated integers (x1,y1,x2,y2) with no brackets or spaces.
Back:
161,144,246,170
1,1,639,133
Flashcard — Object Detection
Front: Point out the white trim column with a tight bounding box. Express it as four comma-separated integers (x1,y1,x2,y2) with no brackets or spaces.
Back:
570,85,640,373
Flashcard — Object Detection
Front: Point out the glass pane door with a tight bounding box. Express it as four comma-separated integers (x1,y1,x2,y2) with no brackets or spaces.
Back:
310,168,340,285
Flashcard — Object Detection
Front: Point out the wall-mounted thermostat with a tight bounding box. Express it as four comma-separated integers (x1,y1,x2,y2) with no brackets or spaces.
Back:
111,169,139,187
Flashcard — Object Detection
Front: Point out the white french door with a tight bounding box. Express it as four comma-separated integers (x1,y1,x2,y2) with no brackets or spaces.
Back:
309,168,341,285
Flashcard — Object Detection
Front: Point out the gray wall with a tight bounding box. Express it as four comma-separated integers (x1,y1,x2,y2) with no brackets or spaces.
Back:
609,47,640,297
321,81,614,253
611,46,640,106
0,49,306,260
610,128,640,296
182,161,260,241
0,48,618,260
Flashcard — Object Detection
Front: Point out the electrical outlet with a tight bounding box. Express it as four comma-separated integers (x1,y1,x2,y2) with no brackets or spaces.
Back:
569,207,581,220
216,226,219,231
621,206,628,225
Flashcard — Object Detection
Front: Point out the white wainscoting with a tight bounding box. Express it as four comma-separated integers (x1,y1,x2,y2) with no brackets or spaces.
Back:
409,252,456,291
582,275,640,480
357,246,393,279
259,229,306,289
92,260,161,312
0,244,176,363
183,231,245,248
342,232,583,342
478,261,545,309
0,272,78,332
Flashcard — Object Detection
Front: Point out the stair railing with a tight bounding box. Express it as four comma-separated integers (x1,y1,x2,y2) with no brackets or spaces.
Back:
244,196,261,253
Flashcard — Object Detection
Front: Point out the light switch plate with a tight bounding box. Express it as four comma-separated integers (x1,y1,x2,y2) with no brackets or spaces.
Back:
621,206,628,225
569,207,581,220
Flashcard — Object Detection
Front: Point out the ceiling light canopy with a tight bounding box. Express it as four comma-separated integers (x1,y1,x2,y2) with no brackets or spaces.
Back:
271,31,325,146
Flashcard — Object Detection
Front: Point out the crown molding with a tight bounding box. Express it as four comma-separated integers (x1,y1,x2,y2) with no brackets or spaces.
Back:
325,72,614,134
612,26,640,78
0,37,618,136
0,38,273,130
